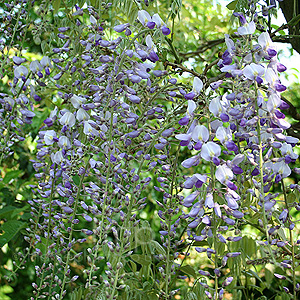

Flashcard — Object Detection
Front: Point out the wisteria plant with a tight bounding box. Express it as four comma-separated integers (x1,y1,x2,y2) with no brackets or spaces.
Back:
0,0,300,300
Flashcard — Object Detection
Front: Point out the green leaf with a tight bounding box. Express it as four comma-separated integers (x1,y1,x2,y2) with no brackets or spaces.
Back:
242,236,256,257
179,265,197,278
277,227,287,241
0,206,21,219
146,292,159,300
150,240,166,255
131,254,152,266
3,170,23,184
226,0,237,10
193,241,209,247
129,260,137,273
72,174,81,186
143,281,152,292
53,0,61,14
265,267,273,285
281,293,292,300
287,14,300,27
0,220,25,247
286,192,296,204
243,269,262,283
185,292,198,300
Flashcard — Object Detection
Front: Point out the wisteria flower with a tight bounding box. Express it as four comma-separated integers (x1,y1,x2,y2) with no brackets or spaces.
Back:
237,21,255,35
209,97,224,117
215,164,234,185
272,161,291,179
83,120,99,136
76,108,90,121
281,142,298,160
191,125,209,149
71,95,86,108
185,77,203,100
179,100,197,125
201,142,221,164
51,150,64,164
258,32,277,57
44,130,57,145
59,111,76,127
14,65,28,79
58,136,71,149
225,189,240,209
243,63,265,82
138,10,155,28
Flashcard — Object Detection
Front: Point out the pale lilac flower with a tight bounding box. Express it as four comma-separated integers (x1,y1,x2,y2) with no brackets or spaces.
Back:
145,35,154,49
265,68,285,91
71,95,86,108
183,191,200,207
205,193,214,208
216,126,232,144
90,15,97,25
152,13,170,35
179,100,197,125
175,133,192,145
185,77,203,99
59,111,76,127
40,56,53,68
76,108,90,121
281,143,298,159
193,77,203,94
83,120,99,136
13,56,26,65
191,125,209,144
237,21,255,35
137,10,153,27
30,60,42,74
215,164,233,184
152,14,163,27
225,34,235,55
51,150,64,164
279,209,288,222
220,63,242,77
273,161,291,178
243,63,265,81
214,203,222,218
225,188,240,209
267,93,281,113
44,130,57,145
193,174,207,187
113,23,129,32
209,97,224,117
181,155,200,168
14,65,28,78
201,142,221,162
189,202,202,217
258,32,277,57
58,136,71,149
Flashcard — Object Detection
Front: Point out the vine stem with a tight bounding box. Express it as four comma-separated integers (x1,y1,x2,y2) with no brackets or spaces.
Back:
59,156,91,299
34,166,56,300
164,144,181,298
210,162,219,300
281,179,297,299
255,81,276,263
0,71,31,166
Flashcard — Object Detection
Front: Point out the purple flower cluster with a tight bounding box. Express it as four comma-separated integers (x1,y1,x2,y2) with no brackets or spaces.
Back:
175,5,299,298
22,3,182,299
